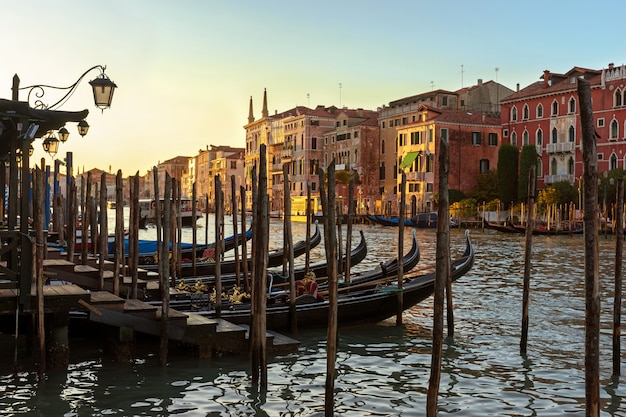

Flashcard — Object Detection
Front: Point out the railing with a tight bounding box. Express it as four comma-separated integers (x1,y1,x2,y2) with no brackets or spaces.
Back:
0,230,32,304
544,174,574,184
546,142,575,153
406,171,425,181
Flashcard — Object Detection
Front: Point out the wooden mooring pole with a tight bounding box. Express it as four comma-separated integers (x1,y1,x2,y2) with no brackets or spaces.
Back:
284,164,296,333
114,170,123,296
345,171,355,285
579,78,600,417
34,166,46,373
319,161,338,417
214,174,223,319
98,172,108,290
240,185,249,293
231,175,241,288
251,145,269,390
427,134,450,416
396,170,406,325
521,165,536,355
613,178,623,377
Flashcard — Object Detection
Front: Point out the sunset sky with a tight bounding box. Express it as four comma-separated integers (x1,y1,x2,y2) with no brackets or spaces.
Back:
1,0,623,175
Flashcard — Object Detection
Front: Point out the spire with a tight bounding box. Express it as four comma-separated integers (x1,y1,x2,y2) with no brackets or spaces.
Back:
262,88,268,119
248,96,254,124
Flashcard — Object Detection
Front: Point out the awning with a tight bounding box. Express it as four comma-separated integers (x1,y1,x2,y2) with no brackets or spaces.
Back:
399,151,419,169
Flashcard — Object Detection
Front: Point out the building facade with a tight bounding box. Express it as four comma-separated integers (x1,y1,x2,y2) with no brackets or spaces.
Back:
499,63,626,190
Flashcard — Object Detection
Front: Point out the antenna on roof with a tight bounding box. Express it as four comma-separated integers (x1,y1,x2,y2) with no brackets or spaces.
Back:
461,64,464,88
339,83,342,107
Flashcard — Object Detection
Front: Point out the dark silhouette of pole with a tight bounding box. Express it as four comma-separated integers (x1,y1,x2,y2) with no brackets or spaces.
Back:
114,170,123,296
613,178,623,376
319,161,338,417
240,185,249,292
521,165,536,355
579,78,600,417
427,134,450,416
231,175,240,288
397,170,406,325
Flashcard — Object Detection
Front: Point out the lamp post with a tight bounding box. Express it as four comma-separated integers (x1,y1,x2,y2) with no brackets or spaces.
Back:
0,65,116,305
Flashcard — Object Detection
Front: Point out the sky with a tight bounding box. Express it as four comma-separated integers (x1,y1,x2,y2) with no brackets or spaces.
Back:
1,0,624,175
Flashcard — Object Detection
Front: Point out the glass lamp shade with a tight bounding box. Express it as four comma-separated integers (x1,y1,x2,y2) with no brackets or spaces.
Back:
58,126,70,142
77,119,89,137
42,135,60,157
89,74,117,110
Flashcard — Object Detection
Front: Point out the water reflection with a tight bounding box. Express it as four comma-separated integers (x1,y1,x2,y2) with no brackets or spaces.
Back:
2,223,626,415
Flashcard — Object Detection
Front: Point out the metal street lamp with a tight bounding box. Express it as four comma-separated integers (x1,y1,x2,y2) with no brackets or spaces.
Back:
58,126,69,143
77,119,89,137
42,133,60,157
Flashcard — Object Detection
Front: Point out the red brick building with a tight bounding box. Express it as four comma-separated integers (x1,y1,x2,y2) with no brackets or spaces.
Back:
500,63,626,190
397,105,501,214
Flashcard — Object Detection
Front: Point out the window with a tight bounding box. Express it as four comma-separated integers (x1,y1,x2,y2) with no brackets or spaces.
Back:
568,125,575,142
551,100,558,116
311,181,317,191
511,107,518,122
479,159,489,173
426,155,433,173
568,97,576,113
611,119,619,139
343,120,347,126
442,96,448,106
411,131,420,145
536,104,544,118
511,131,517,146
382,121,386,129
598,118,605,127
551,158,557,175
523,130,529,145
230,160,237,169
523,104,529,120
551,128,558,144
353,131,359,138
488,132,498,146
429,127,434,142
379,162,385,180
312,137,317,149
336,121,340,127
381,140,385,154
472,132,482,145
503,128,509,138
441,128,448,142
569,157,575,175
536,158,542,177
426,183,434,193
611,153,618,170
536,129,543,146
615,89,622,107
402,117,407,125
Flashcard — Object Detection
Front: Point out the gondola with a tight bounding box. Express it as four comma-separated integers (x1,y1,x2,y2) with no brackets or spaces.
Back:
173,230,474,331
139,221,322,277
484,221,521,234
171,228,369,290
107,226,253,264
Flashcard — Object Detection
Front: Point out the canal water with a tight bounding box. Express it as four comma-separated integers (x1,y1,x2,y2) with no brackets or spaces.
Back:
1,213,626,416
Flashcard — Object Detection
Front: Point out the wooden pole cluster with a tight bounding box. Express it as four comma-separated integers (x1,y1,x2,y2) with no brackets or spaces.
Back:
159,174,172,366
427,134,451,416
521,165,536,355
319,161,338,417
33,165,46,373
129,173,140,299
66,176,77,263
613,178,623,377
578,78,600,417
250,144,269,390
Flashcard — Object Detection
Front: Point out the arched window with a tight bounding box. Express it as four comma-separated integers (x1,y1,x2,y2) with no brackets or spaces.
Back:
381,139,385,154
551,127,558,144
511,107,518,122
615,89,623,107
523,130,529,145
536,103,544,118
511,131,517,146
568,125,575,142
568,97,576,113
551,158,557,175
611,119,619,139
354,149,358,164
611,153,618,170
568,157,575,175
523,104,529,120
551,100,558,116
536,128,543,146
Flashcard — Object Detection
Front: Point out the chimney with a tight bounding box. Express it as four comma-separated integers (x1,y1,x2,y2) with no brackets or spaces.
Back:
516,83,520,92
609,63,615,70
543,70,550,87
478,79,483,86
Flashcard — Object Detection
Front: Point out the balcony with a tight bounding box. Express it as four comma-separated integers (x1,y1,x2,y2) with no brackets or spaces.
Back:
406,171,425,181
546,142,575,154
544,174,574,184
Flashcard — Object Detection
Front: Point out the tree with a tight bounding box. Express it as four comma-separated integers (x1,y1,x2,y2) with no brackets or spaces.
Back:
470,170,499,203
497,143,519,208
518,145,538,201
